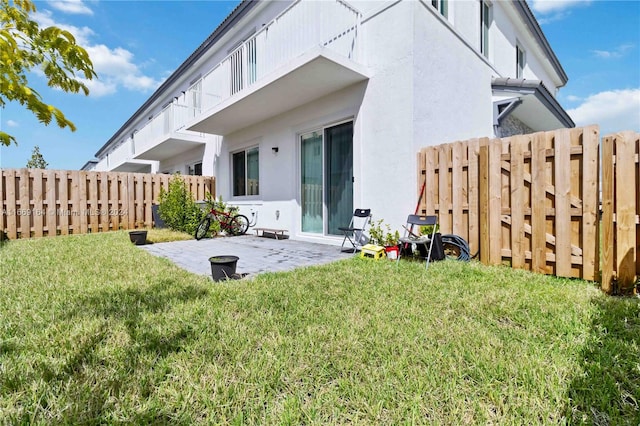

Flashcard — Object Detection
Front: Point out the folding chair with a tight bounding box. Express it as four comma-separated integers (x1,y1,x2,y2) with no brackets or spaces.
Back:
338,208,372,253
397,214,439,268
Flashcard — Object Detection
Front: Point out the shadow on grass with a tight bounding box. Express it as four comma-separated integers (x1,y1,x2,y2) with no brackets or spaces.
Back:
68,278,210,357
28,279,210,423
564,295,640,424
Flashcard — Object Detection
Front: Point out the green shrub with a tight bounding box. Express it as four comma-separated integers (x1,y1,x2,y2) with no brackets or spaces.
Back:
158,174,204,235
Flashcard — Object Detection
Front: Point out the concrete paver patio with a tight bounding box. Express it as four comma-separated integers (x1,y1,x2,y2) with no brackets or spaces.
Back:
140,235,353,279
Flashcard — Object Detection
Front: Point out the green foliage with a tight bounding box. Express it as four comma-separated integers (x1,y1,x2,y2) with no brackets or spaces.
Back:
204,192,238,215
158,174,204,235
25,145,47,168
0,0,96,146
202,192,238,237
420,224,440,235
368,218,400,246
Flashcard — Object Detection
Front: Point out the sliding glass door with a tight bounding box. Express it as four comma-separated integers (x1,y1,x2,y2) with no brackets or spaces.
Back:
301,122,353,235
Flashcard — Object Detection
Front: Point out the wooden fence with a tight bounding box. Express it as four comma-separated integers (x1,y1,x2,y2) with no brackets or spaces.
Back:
0,169,215,239
601,132,640,293
419,126,640,292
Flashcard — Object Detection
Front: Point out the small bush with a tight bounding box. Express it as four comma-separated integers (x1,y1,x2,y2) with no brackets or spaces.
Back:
202,193,238,237
158,174,204,235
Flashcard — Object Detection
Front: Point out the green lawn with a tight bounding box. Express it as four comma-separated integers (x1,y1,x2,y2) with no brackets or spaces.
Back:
1,231,638,424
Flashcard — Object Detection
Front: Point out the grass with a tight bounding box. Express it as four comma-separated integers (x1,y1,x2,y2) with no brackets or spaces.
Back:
1,231,638,424
144,228,195,244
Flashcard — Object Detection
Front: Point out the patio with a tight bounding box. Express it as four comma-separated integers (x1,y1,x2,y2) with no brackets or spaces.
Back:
140,235,353,279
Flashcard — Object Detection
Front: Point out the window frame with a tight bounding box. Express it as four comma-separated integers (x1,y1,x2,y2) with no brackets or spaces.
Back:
431,0,448,18
480,0,491,58
231,145,260,197
516,44,526,79
188,162,203,176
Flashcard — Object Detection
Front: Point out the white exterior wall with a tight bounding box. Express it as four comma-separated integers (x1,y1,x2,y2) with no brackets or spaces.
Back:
159,145,205,175
357,1,415,230
217,83,367,244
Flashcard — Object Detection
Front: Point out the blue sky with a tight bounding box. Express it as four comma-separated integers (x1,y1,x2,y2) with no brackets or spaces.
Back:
1,0,639,170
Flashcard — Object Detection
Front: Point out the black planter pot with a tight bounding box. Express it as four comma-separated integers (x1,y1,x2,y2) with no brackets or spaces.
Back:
209,255,239,281
151,204,165,229
129,230,148,245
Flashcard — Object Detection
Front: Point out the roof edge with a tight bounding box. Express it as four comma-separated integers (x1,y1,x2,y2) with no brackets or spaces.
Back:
492,78,575,128
512,0,568,86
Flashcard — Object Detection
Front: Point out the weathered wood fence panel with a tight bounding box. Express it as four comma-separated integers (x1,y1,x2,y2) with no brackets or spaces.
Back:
418,126,601,282
0,169,215,240
601,132,640,293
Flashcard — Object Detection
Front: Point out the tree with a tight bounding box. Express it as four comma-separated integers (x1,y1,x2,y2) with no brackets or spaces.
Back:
0,0,96,146
26,145,47,168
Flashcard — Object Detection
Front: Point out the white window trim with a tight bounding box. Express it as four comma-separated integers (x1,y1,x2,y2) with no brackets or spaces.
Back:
516,43,526,79
480,0,491,59
431,0,448,19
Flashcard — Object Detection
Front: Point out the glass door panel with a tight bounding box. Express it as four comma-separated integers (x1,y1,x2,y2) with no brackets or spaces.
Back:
326,122,353,236
301,131,323,233
300,122,353,235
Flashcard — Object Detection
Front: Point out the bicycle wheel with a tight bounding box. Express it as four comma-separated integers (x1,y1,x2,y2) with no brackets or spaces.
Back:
194,217,211,240
229,214,249,236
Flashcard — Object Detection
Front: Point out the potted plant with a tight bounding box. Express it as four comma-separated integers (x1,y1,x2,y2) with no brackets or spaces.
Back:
368,219,400,260
383,228,401,260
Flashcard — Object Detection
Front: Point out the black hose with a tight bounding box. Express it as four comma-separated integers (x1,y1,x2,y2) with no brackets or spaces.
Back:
440,234,471,261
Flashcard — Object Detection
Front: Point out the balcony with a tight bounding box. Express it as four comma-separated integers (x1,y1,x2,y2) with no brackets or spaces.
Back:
187,0,369,136
106,137,154,172
133,103,210,161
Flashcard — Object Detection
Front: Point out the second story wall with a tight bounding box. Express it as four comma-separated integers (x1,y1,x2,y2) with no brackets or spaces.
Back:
490,1,563,90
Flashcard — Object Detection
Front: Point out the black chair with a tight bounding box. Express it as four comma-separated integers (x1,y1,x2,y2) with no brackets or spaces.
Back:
397,214,441,268
338,208,372,253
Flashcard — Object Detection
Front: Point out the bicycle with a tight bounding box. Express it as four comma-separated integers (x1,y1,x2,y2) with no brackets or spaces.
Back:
194,207,249,240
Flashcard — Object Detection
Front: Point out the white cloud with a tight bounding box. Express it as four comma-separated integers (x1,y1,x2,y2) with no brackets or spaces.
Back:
567,89,640,134
7,120,19,128
565,95,582,102
531,0,592,23
47,0,93,16
33,10,94,45
32,10,162,97
592,43,635,59
531,0,592,14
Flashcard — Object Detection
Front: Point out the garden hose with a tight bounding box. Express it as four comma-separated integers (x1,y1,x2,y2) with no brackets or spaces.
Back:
440,234,472,261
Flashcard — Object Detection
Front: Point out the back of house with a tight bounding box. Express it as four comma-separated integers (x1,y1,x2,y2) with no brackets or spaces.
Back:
84,0,573,244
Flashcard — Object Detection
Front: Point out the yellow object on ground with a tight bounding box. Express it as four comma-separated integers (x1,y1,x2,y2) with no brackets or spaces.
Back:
360,244,385,260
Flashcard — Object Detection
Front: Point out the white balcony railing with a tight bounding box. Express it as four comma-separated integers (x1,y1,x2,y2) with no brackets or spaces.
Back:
188,0,360,114
133,103,207,156
108,137,135,167
128,0,359,158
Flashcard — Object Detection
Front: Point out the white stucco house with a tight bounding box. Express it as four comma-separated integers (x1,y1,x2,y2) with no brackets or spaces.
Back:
84,0,573,244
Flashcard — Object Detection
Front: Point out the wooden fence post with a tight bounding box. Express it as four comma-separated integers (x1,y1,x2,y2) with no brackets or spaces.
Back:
479,144,490,264
615,132,638,291
581,126,600,282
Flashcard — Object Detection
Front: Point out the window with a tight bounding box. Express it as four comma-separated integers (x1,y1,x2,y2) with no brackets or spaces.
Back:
232,147,259,196
516,44,525,78
480,0,491,58
431,0,448,18
188,162,202,176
